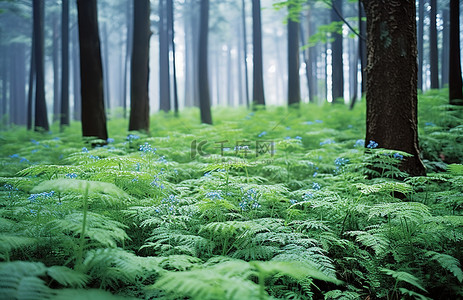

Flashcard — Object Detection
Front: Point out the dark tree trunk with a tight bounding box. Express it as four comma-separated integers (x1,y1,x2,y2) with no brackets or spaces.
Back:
122,0,132,118
60,0,70,128
331,0,343,103
198,0,212,124
359,1,366,96
77,0,108,140
72,23,81,121
417,0,424,91
429,0,439,89
241,0,250,107
129,0,151,132
448,0,463,104
252,0,265,107
159,0,171,112
10,43,26,125
362,0,426,176
168,0,179,115
287,15,300,106
440,6,449,87
33,0,49,132
52,12,60,123
101,22,111,113
27,36,35,130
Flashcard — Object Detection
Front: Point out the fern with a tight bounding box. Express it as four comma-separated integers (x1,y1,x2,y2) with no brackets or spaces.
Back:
381,268,427,292
348,228,389,256
425,251,463,283
368,202,431,222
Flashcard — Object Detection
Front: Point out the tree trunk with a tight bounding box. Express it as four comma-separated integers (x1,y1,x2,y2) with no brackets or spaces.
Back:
331,0,343,103
129,0,151,132
168,0,179,115
77,0,108,140
60,0,70,128
429,0,439,89
198,0,212,124
27,35,35,130
72,23,81,121
440,6,449,87
417,0,424,91
359,1,366,96
101,22,111,114
448,0,463,104
287,14,300,106
52,12,61,123
362,0,426,176
159,0,171,112
122,0,132,118
241,0,250,107
252,0,265,107
33,0,49,132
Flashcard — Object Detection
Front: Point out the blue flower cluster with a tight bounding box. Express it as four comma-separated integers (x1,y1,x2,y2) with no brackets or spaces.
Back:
335,157,349,166
65,173,78,179
154,194,179,214
28,191,55,203
239,188,261,211
82,147,89,153
127,134,140,142
289,199,298,205
139,142,156,155
303,191,314,201
354,139,364,147
312,182,321,190
393,153,404,160
206,191,223,200
367,140,378,149
150,176,165,189
9,154,30,163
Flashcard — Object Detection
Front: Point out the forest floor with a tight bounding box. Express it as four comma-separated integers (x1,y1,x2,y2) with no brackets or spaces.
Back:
0,89,462,299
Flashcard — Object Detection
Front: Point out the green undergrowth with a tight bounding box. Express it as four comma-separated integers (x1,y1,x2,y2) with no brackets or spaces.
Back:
0,90,462,299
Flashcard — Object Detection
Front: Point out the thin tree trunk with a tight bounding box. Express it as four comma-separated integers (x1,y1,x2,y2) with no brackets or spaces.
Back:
168,0,179,115
287,13,300,106
129,0,151,132
241,0,250,107
441,6,449,87
449,0,463,104
299,15,311,103
77,0,108,140
359,1,366,96
198,0,212,124
102,22,111,114
252,0,265,107
52,12,61,123
60,0,70,128
72,23,81,121
27,32,36,130
331,0,344,103
417,0,424,91
429,0,439,89
122,0,132,118
33,0,49,131
159,0,171,112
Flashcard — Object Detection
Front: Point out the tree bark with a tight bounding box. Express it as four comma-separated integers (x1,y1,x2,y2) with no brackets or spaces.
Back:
429,0,439,89
252,0,265,107
241,0,250,107
287,14,300,106
72,23,81,121
52,12,61,123
159,0,171,112
417,0,424,91
440,6,449,87
331,0,343,103
168,0,179,115
122,0,132,118
27,31,35,130
33,0,49,131
359,1,366,96
60,0,70,128
77,0,108,140
448,0,463,104
129,0,151,132
362,0,426,176
198,0,212,124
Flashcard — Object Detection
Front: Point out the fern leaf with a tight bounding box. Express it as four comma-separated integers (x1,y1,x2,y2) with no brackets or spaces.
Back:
47,266,89,288
381,268,427,292
348,230,389,256
425,251,463,283
51,288,134,300
368,202,431,222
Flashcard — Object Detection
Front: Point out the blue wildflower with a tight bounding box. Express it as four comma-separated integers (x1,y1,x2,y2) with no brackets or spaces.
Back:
315,120,323,123
290,199,298,205
425,122,436,127
367,140,378,149
9,154,19,158
65,173,78,179
312,183,321,190
132,178,139,183
258,131,267,137
313,172,318,177
20,158,30,163
305,121,314,125
354,139,364,147
82,147,89,153
295,136,302,140
320,139,335,146
107,138,115,143
335,157,349,166
206,191,223,200
303,192,314,200
393,153,404,160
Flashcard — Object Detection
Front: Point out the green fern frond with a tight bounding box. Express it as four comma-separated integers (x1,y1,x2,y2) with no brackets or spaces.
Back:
159,255,203,271
0,234,36,260
348,230,389,256
47,266,89,287
381,268,427,292
448,164,463,176
368,202,431,222
18,165,82,179
425,251,463,282
51,288,134,300
355,181,413,195
49,212,129,247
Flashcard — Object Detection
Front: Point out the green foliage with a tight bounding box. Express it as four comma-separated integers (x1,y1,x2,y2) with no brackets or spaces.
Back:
0,90,461,299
